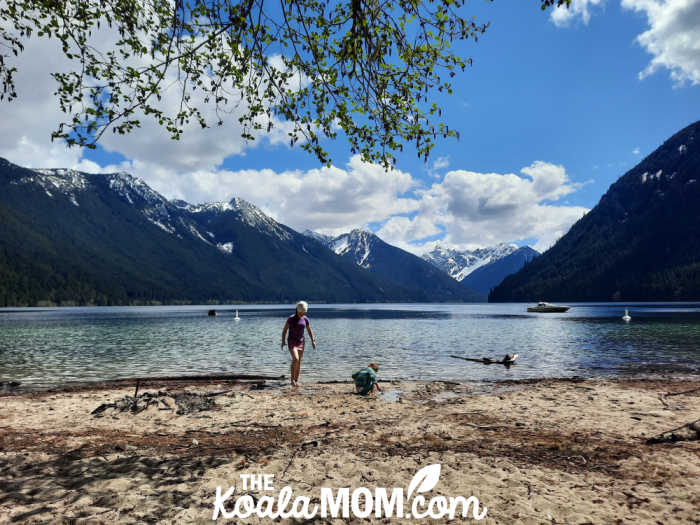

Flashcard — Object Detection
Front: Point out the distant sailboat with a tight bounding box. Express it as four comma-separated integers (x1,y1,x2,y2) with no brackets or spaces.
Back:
234,309,240,321
622,308,631,322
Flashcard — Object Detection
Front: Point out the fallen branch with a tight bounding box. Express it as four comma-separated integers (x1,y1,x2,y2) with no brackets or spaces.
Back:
204,389,234,397
460,423,510,430
646,419,700,444
91,390,219,416
666,387,700,397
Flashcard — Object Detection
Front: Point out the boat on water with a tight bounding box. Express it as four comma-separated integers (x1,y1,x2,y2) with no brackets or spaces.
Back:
622,308,631,322
527,301,571,313
234,309,240,321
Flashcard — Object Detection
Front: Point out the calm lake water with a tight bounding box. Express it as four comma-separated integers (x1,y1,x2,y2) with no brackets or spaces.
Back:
1,303,699,388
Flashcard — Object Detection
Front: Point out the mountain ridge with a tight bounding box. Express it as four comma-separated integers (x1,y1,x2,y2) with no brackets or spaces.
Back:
490,120,700,301
305,229,485,301
0,159,428,305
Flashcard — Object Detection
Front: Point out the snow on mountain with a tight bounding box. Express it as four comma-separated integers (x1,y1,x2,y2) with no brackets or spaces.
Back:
422,243,519,281
319,229,375,268
302,228,485,300
106,172,167,206
12,168,88,207
183,197,292,242
104,171,186,235
302,229,333,244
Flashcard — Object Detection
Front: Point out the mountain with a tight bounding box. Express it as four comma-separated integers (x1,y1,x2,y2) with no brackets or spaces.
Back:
461,247,539,295
0,158,429,305
305,229,485,301
422,243,521,281
490,120,700,302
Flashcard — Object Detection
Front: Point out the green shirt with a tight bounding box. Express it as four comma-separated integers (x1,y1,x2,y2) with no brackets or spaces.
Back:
352,367,377,395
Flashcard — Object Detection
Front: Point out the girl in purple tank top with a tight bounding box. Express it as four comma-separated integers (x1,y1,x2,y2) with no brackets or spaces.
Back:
281,300,316,387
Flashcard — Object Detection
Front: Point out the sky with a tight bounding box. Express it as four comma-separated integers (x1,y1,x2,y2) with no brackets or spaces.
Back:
1,0,698,254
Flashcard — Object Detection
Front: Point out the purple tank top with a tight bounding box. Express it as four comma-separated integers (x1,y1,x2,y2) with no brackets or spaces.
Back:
287,314,309,344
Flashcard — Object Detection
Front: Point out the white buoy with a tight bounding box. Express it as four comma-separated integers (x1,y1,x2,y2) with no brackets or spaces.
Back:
622,308,631,322
234,309,240,321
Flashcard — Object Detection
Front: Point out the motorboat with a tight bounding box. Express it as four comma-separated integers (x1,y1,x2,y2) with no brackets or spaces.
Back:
622,308,631,322
527,301,571,313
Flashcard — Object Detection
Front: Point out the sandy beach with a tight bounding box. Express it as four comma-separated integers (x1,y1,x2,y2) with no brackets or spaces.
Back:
1,376,699,524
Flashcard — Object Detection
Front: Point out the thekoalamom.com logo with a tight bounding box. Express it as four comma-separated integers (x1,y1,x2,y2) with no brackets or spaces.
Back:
212,464,487,520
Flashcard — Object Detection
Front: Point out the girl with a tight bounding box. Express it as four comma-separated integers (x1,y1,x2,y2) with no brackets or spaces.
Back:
281,301,316,387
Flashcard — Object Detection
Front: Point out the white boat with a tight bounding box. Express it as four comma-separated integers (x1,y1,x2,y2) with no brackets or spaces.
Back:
527,301,571,313
622,308,631,322
234,309,240,321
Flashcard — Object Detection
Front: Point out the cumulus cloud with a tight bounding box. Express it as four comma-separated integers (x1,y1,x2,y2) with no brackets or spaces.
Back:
124,155,420,235
377,162,588,253
97,52,301,174
621,0,700,85
550,0,606,26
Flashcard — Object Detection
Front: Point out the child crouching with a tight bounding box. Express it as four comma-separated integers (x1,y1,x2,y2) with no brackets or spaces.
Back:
352,363,381,395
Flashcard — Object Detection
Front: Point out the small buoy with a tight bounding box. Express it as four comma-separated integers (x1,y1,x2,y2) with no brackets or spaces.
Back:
622,308,631,322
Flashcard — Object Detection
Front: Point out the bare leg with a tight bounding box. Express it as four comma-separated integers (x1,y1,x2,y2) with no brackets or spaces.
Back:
294,349,304,384
288,345,304,386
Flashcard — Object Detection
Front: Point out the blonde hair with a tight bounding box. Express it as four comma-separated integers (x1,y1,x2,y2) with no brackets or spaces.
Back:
296,300,308,313
368,362,379,372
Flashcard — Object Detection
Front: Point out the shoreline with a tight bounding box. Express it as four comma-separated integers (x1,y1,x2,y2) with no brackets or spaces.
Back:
1,376,699,523
3,371,700,397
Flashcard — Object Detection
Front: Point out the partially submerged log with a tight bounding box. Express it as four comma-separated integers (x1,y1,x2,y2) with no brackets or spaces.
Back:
646,418,700,444
450,354,518,366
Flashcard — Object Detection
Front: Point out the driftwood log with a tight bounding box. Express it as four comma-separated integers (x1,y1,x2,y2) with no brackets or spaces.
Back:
450,354,518,366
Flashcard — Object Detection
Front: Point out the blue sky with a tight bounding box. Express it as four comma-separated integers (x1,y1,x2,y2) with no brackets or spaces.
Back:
1,0,698,253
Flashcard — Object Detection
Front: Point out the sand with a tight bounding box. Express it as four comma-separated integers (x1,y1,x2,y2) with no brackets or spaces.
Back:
1,377,699,524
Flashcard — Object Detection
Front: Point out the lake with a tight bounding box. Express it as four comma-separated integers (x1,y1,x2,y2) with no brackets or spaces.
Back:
1,303,699,388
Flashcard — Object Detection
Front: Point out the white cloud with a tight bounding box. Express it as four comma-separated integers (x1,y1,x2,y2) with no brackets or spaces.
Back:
96,50,301,174
622,0,700,85
550,0,606,26
126,155,420,235
427,156,451,179
378,215,442,246
633,146,641,154
378,162,588,253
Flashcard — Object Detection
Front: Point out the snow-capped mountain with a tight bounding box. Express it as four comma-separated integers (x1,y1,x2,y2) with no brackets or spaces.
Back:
304,229,484,301
422,243,520,281
461,246,539,295
0,157,448,305
328,229,375,268
178,197,293,243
